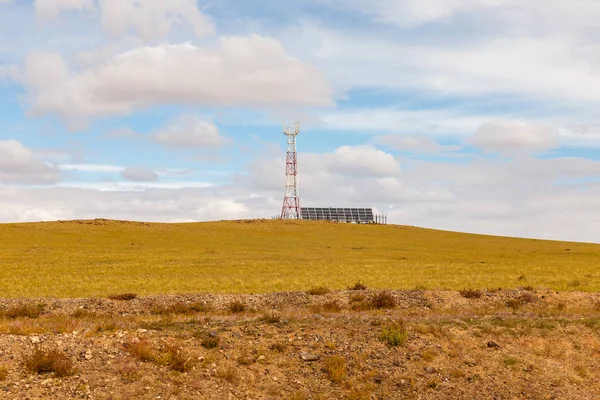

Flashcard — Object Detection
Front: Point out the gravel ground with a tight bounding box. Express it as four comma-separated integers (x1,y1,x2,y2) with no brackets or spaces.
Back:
0,289,598,400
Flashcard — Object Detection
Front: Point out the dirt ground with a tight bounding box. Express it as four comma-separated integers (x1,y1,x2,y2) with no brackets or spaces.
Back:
0,288,598,399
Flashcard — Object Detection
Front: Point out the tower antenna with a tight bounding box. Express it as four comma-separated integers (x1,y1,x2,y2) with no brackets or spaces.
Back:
280,121,301,219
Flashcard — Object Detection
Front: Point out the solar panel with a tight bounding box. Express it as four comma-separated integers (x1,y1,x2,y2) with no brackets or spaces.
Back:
300,207,375,223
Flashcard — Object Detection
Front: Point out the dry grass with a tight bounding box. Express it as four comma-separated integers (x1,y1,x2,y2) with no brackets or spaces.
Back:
124,339,155,362
1,219,600,297
108,293,137,301
23,346,75,377
459,289,483,299
216,362,239,383
371,291,396,309
0,365,8,381
307,286,331,296
323,356,347,383
1,303,45,319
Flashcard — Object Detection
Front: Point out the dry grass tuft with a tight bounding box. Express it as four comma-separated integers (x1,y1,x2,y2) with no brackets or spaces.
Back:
161,343,194,372
23,346,75,377
307,286,331,296
371,291,396,309
2,303,45,319
321,300,343,313
348,281,368,291
228,300,247,314
200,335,220,349
108,293,137,301
323,355,347,383
260,312,281,324
124,339,155,362
459,289,483,299
269,341,287,353
216,361,239,383
507,292,537,309
289,391,309,400
0,365,8,381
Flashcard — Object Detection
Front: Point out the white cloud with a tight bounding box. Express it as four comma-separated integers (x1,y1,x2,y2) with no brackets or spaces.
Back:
98,0,214,41
468,121,559,153
58,163,123,173
283,21,600,106
121,166,159,182
319,108,490,136
35,0,213,41
374,134,460,153
0,0,14,4
35,0,96,20
21,36,333,128
0,140,60,184
153,115,224,148
336,0,502,27
326,145,401,177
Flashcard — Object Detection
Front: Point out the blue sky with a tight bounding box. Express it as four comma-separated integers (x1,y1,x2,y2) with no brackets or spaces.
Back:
1,0,600,242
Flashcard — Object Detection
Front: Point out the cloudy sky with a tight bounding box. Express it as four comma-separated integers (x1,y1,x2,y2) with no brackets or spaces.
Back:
0,0,599,242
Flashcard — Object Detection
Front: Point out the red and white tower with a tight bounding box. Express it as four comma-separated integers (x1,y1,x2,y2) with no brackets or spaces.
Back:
281,122,301,219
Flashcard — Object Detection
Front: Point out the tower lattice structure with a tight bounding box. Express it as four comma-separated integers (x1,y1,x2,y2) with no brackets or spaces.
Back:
281,122,301,219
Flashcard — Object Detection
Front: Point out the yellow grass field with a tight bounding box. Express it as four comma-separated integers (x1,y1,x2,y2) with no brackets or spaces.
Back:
0,219,599,297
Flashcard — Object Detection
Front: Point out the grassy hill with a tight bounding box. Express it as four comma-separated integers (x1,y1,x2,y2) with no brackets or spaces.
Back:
1,219,599,297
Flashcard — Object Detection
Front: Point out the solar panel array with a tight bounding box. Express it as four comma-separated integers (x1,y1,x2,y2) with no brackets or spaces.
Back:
300,207,374,223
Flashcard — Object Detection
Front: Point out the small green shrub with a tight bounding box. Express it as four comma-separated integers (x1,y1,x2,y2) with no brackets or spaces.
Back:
380,322,408,347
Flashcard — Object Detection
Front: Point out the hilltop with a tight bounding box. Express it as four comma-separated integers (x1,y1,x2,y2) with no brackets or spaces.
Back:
0,219,599,297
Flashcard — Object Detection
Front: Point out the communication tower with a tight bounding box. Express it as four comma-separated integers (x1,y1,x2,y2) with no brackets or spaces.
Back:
280,122,301,219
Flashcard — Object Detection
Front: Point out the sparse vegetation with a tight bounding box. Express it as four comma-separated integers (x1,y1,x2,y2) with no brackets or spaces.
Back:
161,343,194,372
200,335,220,349
307,286,331,296
108,293,137,301
0,289,597,398
323,356,347,383
348,281,368,291
228,300,247,314
1,303,45,319
380,321,408,347
124,339,155,362
321,300,343,312
23,346,74,377
371,291,396,309
260,312,281,324
216,362,239,383
459,289,483,299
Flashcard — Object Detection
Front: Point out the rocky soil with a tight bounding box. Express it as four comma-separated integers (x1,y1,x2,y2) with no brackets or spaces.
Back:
0,289,599,399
